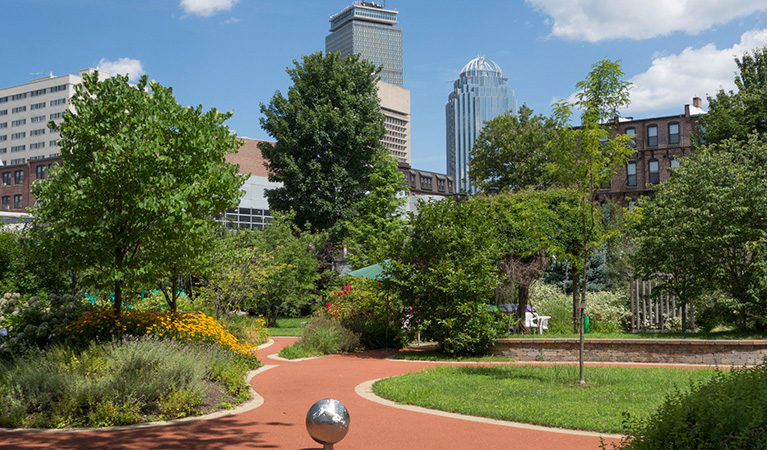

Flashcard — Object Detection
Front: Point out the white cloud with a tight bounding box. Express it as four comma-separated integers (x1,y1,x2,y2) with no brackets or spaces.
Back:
528,0,767,42
96,57,146,82
626,29,767,114
179,0,239,17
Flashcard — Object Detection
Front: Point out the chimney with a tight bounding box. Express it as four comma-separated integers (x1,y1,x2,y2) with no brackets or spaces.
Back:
693,97,702,108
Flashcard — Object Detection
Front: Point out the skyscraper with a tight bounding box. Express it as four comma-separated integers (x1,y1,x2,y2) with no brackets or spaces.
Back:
326,2,403,87
446,56,517,193
326,2,410,164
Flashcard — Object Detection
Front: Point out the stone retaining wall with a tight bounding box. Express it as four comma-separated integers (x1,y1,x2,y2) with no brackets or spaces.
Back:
490,338,767,366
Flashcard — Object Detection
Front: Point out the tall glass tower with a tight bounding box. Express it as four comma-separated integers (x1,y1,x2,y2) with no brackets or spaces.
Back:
326,2,403,87
446,56,517,193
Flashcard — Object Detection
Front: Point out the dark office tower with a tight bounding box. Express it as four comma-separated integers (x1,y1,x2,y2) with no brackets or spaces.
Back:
326,2,403,87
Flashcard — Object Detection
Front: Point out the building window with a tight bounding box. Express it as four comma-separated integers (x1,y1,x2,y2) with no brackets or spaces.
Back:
625,127,636,148
11,106,26,114
36,165,46,180
31,102,46,110
13,194,22,210
647,125,658,147
2,172,10,186
30,88,47,97
15,170,24,185
1,196,9,211
627,162,637,186
670,158,681,169
648,159,660,184
410,173,416,186
49,112,64,120
668,122,680,145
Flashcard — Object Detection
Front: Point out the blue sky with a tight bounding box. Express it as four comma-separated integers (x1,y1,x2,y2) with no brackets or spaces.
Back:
3,0,767,172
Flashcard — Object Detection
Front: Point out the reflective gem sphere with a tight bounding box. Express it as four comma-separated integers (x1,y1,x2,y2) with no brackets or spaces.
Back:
306,398,350,447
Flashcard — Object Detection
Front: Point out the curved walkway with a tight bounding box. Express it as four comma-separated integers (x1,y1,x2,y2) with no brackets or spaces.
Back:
0,337,623,450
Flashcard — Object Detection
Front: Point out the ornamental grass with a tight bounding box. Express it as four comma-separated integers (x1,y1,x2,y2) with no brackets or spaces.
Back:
60,308,258,358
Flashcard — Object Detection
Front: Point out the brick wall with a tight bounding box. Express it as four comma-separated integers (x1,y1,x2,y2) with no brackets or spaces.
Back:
491,338,767,366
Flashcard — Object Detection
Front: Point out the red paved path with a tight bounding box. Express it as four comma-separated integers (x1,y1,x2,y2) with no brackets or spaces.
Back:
0,337,622,450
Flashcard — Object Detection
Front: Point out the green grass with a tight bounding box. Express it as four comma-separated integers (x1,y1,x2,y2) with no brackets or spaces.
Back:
278,318,360,359
372,364,718,434
267,316,310,337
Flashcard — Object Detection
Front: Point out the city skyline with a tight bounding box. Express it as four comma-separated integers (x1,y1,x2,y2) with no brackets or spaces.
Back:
3,1,767,172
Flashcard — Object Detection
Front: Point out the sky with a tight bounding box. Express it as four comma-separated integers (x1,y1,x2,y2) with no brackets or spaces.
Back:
3,0,767,172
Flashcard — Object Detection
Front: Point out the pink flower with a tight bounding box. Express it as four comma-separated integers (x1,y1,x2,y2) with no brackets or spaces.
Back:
326,303,331,308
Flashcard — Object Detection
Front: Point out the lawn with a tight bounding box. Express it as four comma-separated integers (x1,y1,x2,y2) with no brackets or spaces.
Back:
372,364,718,434
267,316,310,337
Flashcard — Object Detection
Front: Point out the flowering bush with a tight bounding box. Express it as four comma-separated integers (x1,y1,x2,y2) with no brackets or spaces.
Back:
0,292,92,357
530,282,630,333
318,278,408,349
61,308,258,359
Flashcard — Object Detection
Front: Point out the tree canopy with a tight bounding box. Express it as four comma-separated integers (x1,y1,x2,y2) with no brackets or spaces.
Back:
698,46,767,145
32,72,245,314
258,51,390,244
631,135,767,329
469,105,558,192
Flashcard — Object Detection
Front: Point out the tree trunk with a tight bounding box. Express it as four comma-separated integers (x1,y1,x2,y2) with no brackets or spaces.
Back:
572,271,580,333
517,283,530,334
690,301,695,331
114,280,123,316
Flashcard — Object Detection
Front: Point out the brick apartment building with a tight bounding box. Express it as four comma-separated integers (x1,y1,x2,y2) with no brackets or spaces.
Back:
598,98,705,206
0,156,60,213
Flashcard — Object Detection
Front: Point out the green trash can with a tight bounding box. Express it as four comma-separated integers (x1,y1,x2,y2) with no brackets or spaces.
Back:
584,315,589,333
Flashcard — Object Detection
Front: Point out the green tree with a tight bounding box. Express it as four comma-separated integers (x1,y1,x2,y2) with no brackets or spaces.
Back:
345,151,406,269
469,105,558,192
548,58,634,383
32,72,245,315
387,196,502,354
199,220,320,326
476,188,582,332
698,46,767,145
632,135,767,329
258,52,388,248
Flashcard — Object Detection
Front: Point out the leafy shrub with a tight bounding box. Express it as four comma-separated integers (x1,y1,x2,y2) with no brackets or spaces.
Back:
131,289,196,311
219,313,269,346
530,282,572,334
0,337,260,428
319,278,408,349
529,282,630,334
584,290,630,333
615,362,767,449
278,318,360,359
426,301,504,355
60,308,258,359
0,292,92,358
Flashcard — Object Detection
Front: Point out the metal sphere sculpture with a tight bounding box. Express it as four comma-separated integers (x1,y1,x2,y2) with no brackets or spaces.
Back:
306,398,350,450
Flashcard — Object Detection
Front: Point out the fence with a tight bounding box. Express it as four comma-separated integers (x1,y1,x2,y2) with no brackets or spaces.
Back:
629,276,690,332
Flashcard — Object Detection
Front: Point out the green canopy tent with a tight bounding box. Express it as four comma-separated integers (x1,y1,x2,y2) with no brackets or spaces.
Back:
347,262,387,280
